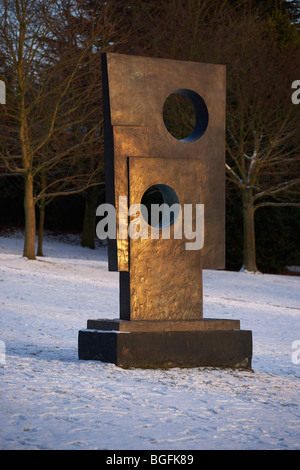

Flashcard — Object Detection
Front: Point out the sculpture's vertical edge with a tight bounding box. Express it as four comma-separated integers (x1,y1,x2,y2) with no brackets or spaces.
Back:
119,156,131,320
101,52,118,271
119,271,130,320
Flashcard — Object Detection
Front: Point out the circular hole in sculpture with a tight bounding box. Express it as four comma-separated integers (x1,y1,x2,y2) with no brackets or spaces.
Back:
141,184,180,228
163,89,209,142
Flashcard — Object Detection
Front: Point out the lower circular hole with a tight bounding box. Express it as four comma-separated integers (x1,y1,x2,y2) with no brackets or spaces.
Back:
141,184,180,228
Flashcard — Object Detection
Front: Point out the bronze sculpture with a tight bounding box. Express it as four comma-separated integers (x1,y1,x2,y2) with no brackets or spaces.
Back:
78,53,252,368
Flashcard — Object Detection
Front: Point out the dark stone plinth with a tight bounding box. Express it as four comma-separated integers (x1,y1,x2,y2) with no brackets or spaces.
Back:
78,322,252,369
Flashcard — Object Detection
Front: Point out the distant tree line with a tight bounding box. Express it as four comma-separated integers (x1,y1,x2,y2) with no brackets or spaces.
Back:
0,0,299,272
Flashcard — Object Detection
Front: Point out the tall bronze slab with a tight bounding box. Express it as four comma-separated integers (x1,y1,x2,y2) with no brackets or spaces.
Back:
102,53,226,274
78,53,252,369
102,52,225,321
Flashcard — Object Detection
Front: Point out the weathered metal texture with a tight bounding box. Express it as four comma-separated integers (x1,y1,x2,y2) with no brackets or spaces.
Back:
129,157,202,320
101,52,226,320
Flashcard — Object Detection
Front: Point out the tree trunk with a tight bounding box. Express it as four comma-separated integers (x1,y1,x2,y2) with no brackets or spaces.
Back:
36,170,47,256
81,186,97,249
242,188,258,272
37,198,45,256
23,171,36,260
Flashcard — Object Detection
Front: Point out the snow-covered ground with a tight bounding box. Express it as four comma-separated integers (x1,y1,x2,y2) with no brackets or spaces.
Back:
0,231,299,450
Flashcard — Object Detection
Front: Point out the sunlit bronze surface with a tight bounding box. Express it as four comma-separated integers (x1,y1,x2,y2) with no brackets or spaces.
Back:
101,52,226,321
129,157,202,320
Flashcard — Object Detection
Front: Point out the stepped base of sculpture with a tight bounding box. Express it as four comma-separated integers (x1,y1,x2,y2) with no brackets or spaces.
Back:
78,319,252,369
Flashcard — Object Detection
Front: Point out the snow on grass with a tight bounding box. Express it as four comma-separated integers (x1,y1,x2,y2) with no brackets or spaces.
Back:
0,232,299,450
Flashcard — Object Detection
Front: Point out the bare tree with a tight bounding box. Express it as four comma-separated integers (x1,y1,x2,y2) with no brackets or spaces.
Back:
0,0,124,258
224,9,300,271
